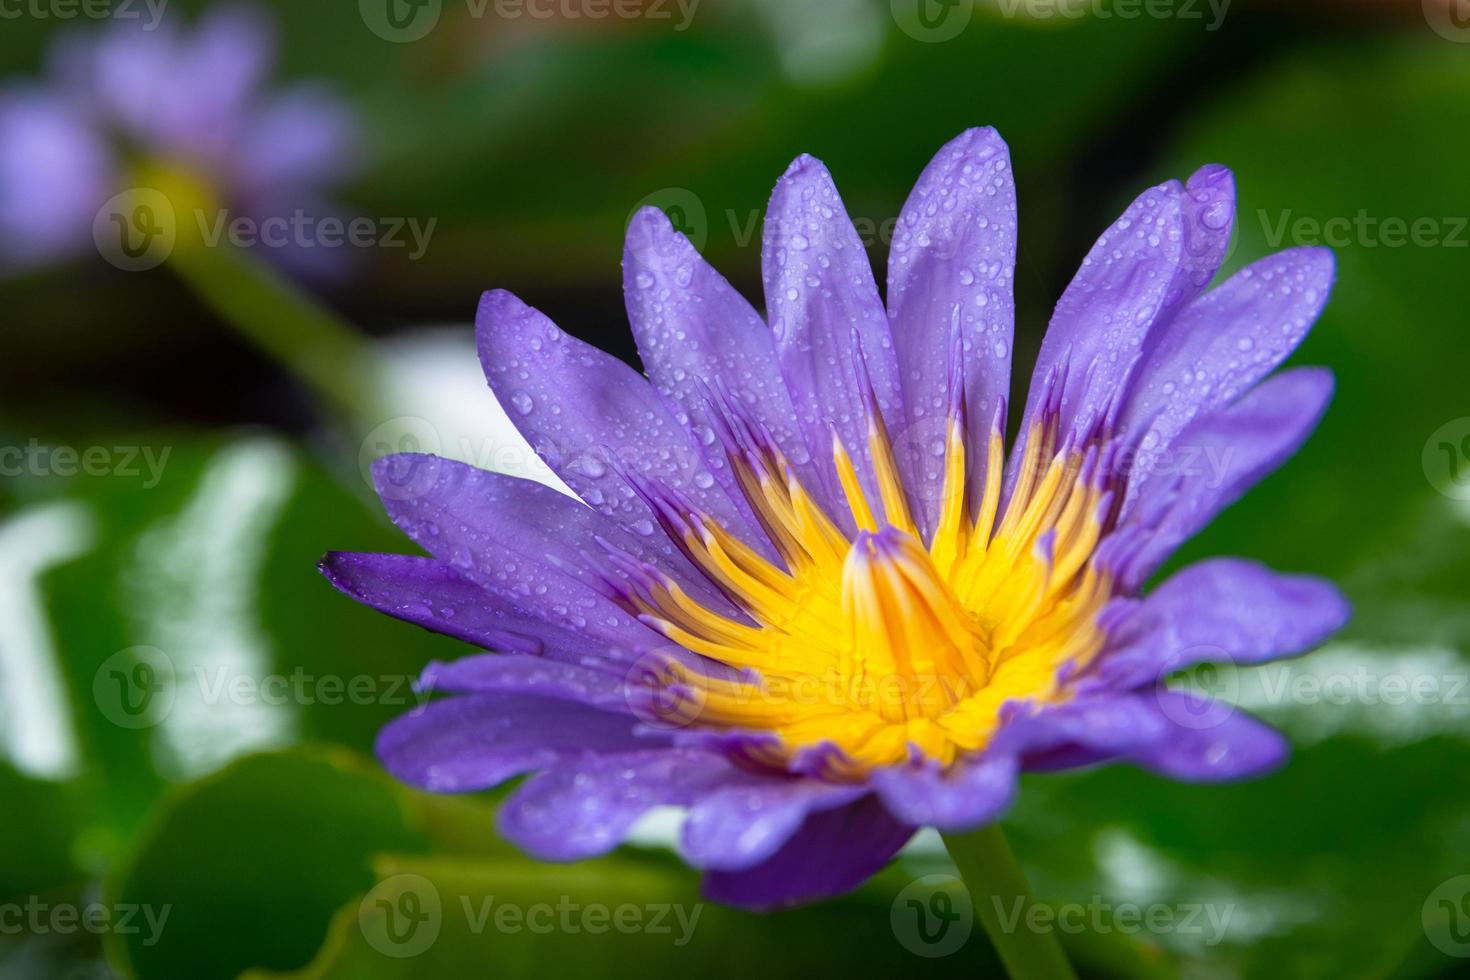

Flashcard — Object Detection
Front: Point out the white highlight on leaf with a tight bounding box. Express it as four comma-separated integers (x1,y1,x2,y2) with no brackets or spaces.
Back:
1095,828,1318,946
127,438,298,779
1238,643,1470,748
0,501,94,779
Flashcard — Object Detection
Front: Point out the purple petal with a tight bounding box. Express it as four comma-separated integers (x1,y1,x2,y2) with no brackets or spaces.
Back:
1131,693,1289,781
370,455,732,617
1016,181,1186,445
376,694,658,793
477,289,761,548
886,127,1016,540
497,748,739,861
75,5,274,165
624,207,819,531
56,17,177,139
1120,247,1334,480
1173,164,1236,299
1105,367,1335,589
1018,744,1117,772
367,456,670,653
234,83,360,194
701,795,913,910
319,551,626,661
680,778,867,871
995,695,1172,763
419,654,632,711
869,752,1017,830
162,3,275,160
763,155,902,525
0,89,113,269
1092,558,1350,690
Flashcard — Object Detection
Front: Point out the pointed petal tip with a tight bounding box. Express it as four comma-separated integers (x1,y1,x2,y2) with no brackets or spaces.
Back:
1255,245,1338,322
316,550,409,601
366,451,451,505
316,550,349,585
1184,164,1235,237
1298,364,1335,395
475,288,541,336
1266,365,1336,414
1281,570,1352,640
773,153,841,199
1265,243,1336,285
625,204,676,245
1321,582,1353,635
781,152,825,179
1306,243,1337,281
1186,163,1233,190
623,204,695,272
946,125,1010,158
367,451,408,486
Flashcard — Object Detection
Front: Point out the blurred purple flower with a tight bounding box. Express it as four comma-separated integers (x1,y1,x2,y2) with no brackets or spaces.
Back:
0,4,357,273
323,128,1349,909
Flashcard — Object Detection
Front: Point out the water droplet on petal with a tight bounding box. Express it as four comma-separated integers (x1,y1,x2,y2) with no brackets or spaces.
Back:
1202,201,1231,231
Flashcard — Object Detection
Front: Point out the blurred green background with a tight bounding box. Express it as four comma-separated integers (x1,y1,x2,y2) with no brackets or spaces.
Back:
3,0,1470,977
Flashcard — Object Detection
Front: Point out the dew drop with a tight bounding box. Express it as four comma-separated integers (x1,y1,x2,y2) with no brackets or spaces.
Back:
1201,200,1231,231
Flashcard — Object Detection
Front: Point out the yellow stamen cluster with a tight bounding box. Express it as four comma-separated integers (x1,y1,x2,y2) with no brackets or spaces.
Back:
622,409,1113,779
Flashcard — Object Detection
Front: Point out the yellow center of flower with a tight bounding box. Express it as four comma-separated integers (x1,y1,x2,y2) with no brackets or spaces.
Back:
622,407,1113,780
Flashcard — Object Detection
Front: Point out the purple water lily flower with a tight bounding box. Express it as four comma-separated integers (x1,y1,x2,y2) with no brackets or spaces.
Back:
323,128,1349,910
0,3,356,273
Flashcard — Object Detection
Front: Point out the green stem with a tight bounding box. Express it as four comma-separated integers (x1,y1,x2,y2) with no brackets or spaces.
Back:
941,824,1078,980
167,242,382,422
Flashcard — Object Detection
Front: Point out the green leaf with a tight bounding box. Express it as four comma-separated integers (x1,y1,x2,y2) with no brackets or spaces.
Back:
0,764,81,901
20,433,465,852
246,845,1189,980
102,748,432,980
247,852,994,980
